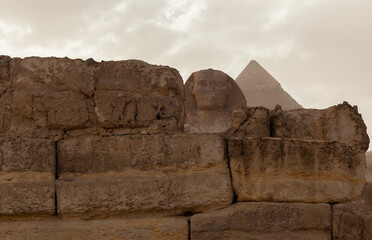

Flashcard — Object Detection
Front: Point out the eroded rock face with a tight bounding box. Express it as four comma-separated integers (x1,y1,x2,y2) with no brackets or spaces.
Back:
191,202,331,240
332,182,372,240
0,217,188,240
226,106,270,137
0,136,55,217
184,69,246,133
366,151,372,182
56,133,233,217
271,102,370,152
1,56,185,140
228,137,366,203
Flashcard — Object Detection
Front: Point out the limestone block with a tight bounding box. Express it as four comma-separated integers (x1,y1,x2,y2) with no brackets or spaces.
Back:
333,203,372,240
366,151,372,182
228,137,366,203
227,106,270,137
0,136,55,217
94,91,182,129
95,60,184,97
11,90,89,130
0,217,188,240
10,57,96,96
0,56,10,93
57,134,233,216
191,202,331,240
271,102,370,152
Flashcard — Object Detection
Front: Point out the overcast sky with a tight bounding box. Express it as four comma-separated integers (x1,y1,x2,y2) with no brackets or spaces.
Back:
0,0,371,149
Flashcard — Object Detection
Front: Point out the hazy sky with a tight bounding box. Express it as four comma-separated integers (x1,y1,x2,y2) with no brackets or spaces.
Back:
0,0,371,149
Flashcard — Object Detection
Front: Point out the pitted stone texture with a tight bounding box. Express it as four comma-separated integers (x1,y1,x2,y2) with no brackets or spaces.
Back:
333,203,372,240
271,102,370,152
228,137,366,203
227,106,270,137
2,57,186,139
366,151,372,182
0,217,188,240
0,136,55,217
58,134,225,173
94,60,185,131
96,60,184,96
11,90,89,130
10,57,96,96
57,134,232,217
57,169,231,217
191,202,331,240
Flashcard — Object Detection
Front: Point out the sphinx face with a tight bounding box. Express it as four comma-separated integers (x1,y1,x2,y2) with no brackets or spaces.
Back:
193,71,229,110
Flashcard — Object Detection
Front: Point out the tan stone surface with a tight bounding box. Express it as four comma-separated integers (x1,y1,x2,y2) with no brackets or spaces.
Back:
366,151,372,182
333,203,372,240
1,57,185,139
57,134,233,217
0,217,188,240
191,202,331,240
184,69,246,133
235,60,303,110
271,102,370,152
10,57,96,96
0,136,55,217
228,137,366,203
226,106,270,137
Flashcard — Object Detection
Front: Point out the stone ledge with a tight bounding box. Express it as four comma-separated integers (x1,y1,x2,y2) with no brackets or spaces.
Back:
191,202,331,240
0,216,188,240
228,137,366,203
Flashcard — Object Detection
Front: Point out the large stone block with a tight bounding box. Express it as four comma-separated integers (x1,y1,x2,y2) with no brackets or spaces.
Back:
0,217,188,240
94,60,185,131
191,202,331,240
271,102,370,152
57,134,233,217
57,169,231,217
366,151,372,182
95,60,184,97
94,91,182,130
333,203,372,240
0,136,55,217
10,57,96,96
228,137,366,203
227,106,270,137
11,90,89,130
58,134,225,173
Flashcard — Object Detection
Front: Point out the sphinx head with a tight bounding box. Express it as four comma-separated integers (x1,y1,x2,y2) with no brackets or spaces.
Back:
191,69,232,110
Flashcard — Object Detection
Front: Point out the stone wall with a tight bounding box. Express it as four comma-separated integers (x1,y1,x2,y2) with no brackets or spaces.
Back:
0,56,370,239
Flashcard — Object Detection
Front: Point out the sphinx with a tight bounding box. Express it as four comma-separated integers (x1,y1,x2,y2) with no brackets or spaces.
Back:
184,69,247,133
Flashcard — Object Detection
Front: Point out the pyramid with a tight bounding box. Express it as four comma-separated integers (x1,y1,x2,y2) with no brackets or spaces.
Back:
235,60,303,110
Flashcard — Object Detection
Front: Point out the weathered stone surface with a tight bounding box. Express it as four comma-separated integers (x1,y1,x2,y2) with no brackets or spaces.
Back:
271,102,370,152
96,60,184,97
11,90,89,130
10,57,96,96
57,169,231,217
0,136,55,172
228,137,366,203
0,56,10,94
366,151,372,182
0,217,188,240
333,202,372,240
226,106,270,137
57,134,232,216
191,202,331,240
0,179,55,217
0,136,55,217
94,91,182,130
58,134,225,173
94,60,184,132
